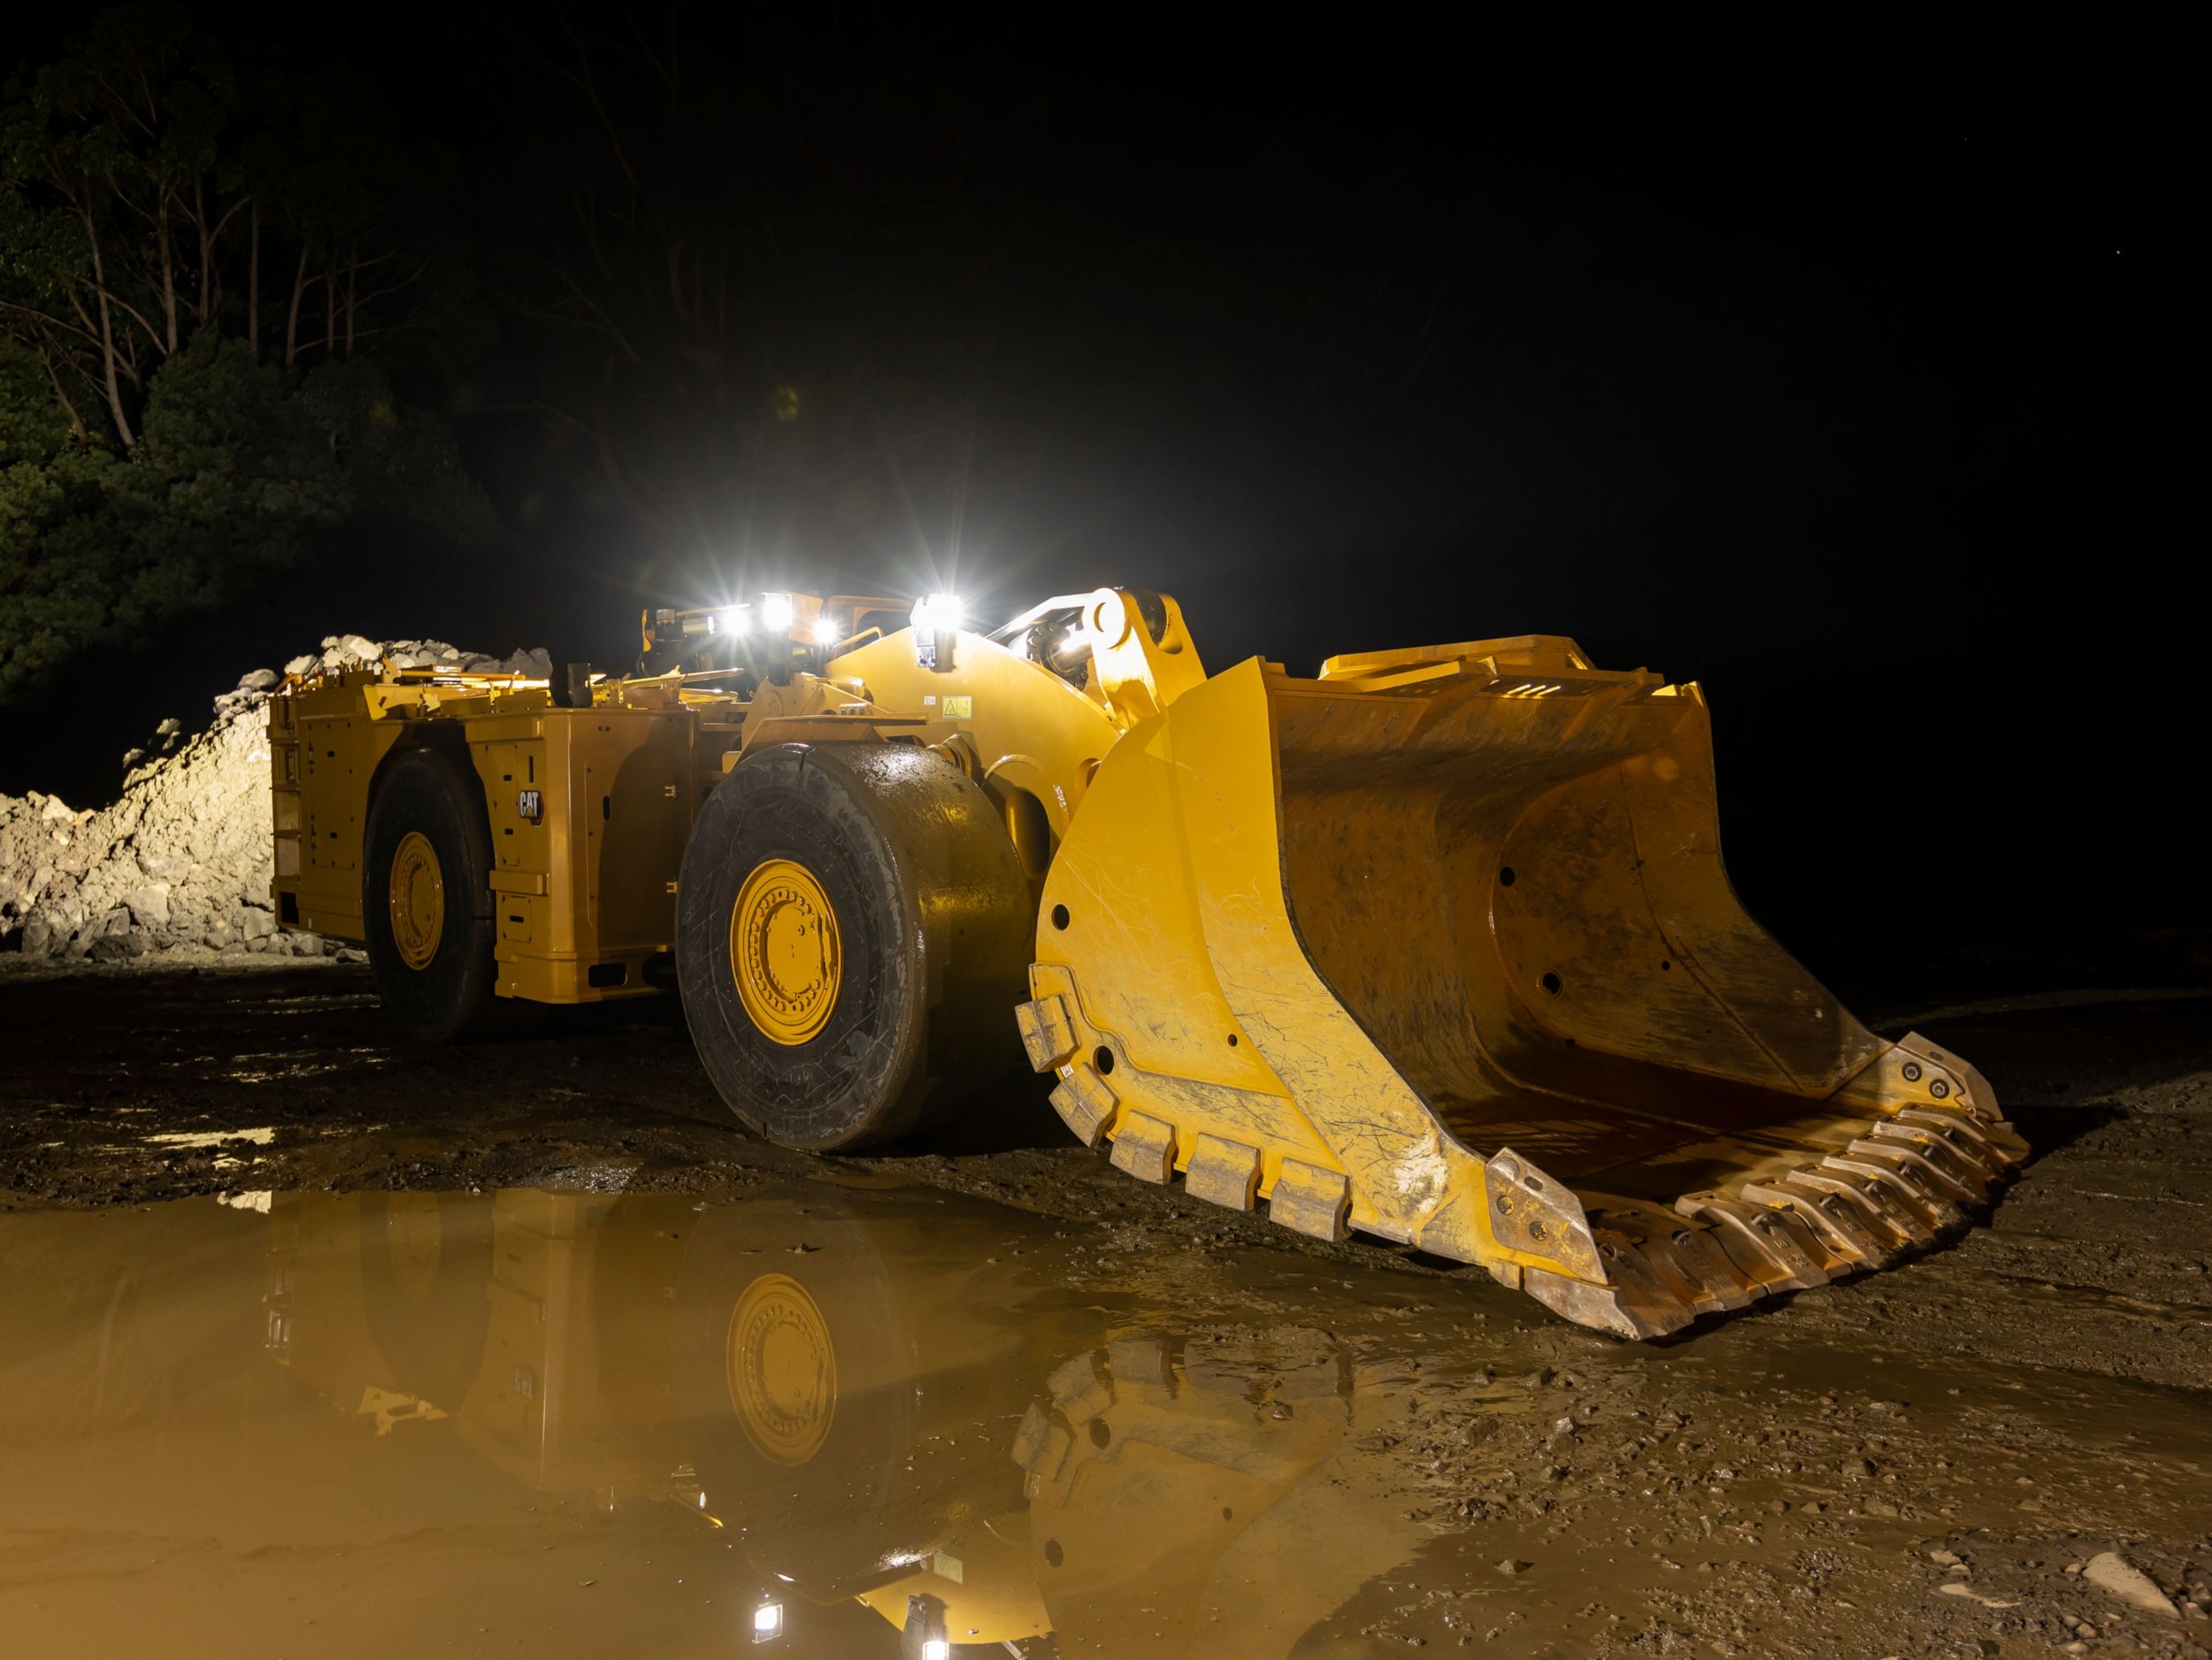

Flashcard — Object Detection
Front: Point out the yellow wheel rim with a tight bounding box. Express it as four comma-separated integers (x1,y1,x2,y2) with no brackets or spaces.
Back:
726,1272,837,1465
388,831,445,971
730,857,841,1045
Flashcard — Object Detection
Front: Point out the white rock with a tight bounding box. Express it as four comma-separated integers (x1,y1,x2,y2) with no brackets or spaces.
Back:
123,884,172,928
3,634,524,961
2084,1552,2179,1617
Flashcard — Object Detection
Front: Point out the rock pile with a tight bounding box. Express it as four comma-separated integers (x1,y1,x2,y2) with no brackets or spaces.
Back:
1,634,548,964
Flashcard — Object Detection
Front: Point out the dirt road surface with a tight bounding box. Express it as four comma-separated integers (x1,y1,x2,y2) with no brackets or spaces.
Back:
2,946,2208,1658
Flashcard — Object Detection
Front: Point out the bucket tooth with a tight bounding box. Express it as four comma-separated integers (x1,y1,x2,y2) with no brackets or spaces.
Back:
1867,1121,1998,1196
1016,994,1081,1072
1845,1137,1979,1211
1109,1111,1178,1184
1106,1333,1173,1387
1740,1177,1888,1269
1011,1401,1074,1480
1048,1064,1118,1149
1269,1159,1351,1242
1655,1224,1760,1310
1609,1229,1717,1318
1793,1168,1922,1251
1678,1195,1830,1293
1184,1133,1263,1211
1893,1108,2026,1176
1824,1149,1964,1228
1525,1257,1692,1341
1046,1352,1113,1423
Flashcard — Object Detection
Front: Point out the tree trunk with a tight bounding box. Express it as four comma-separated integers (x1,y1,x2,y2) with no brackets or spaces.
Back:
38,344,89,448
286,242,309,365
248,204,260,358
194,179,211,327
157,188,179,355
81,209,137,450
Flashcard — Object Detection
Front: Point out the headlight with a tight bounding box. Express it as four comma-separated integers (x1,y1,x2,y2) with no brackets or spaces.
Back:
720,606,751,635
811,616,841,646
761,593,795,630
919,1641,949,1660
750,1599,784,1642
911,593,962,632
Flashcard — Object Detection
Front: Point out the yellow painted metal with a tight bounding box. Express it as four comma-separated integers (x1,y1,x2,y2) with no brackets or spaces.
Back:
728,858,842,1046
725,1272,838,1465
273,665,720,1003
831,620,1125,840
271,588,2021,1336
387,831,445,969
1022,636,2025,1338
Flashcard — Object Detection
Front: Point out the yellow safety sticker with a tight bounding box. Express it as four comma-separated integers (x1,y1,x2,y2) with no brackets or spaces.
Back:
941,695,973,719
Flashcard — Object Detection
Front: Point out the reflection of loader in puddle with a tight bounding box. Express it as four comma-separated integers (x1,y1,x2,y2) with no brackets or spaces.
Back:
265,1187,1428,1656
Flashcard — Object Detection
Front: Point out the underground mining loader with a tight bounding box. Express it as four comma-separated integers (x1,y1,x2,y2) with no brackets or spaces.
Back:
269,586,2025,1338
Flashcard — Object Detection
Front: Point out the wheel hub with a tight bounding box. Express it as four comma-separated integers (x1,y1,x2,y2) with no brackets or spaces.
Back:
730,858,841,1045
388,831,445,970
726,1272,837,1465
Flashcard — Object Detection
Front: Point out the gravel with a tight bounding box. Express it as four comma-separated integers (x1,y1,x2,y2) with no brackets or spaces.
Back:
0,634,547,963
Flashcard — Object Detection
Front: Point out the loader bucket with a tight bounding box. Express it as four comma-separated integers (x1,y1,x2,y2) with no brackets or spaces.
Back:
1016,640,2024,1338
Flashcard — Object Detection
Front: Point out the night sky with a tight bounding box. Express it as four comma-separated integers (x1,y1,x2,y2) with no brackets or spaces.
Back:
6,15,2185,960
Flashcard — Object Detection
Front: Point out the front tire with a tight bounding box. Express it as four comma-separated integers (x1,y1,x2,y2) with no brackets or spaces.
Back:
676,742,1032,1150
363,745,499,1040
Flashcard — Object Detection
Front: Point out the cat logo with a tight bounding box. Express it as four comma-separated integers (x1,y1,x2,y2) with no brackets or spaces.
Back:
518,789,543,823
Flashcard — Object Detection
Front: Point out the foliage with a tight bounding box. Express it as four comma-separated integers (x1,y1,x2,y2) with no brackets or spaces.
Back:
0,332,487,699
0,3,487,701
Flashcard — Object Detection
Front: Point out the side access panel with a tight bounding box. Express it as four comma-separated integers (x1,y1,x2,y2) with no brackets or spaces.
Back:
468,707,699,1003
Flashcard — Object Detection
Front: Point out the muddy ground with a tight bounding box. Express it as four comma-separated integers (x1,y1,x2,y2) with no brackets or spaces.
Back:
2,939,2208,1657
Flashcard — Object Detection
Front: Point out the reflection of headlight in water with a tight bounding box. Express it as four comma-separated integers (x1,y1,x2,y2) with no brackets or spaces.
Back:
750,1600,784,1641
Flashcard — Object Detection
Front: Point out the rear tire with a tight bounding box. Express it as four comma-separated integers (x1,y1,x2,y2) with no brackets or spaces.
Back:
676,742,1032,1150
363,745,500,1041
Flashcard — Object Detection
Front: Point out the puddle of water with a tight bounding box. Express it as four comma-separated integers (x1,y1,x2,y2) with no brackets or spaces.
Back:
0,1184,1463,1659
1,1185,2205,1659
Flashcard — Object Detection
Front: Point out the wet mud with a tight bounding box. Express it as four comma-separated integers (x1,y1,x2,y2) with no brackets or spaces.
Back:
1,949,2208,1656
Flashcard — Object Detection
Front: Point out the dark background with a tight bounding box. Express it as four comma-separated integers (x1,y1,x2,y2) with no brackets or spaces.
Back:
4,15,2185,963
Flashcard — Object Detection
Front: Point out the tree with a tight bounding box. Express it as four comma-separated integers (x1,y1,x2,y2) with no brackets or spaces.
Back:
0,4,488,702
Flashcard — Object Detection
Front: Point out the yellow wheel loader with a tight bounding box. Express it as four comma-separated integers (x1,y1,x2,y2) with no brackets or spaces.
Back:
269,587,2024,1338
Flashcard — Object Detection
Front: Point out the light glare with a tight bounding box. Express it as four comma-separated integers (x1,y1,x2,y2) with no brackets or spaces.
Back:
761,592,795,629
721,606,751,635
912,593,963,632
751,1600,784,1641
920,1642,949,1660
811,617,841,646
